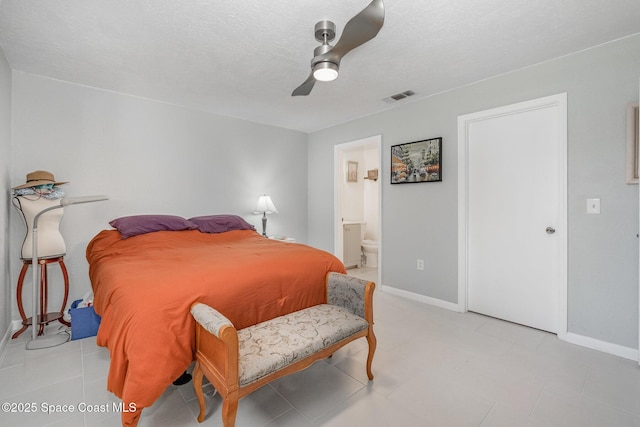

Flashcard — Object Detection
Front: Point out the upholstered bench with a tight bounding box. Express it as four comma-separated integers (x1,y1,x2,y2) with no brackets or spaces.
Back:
190,272,376,427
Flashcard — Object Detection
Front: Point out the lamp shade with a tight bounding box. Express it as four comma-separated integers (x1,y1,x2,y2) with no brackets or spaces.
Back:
61,195,109,206
254,195,278,214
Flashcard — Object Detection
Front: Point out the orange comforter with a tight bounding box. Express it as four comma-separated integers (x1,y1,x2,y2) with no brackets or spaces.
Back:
86,229,345,426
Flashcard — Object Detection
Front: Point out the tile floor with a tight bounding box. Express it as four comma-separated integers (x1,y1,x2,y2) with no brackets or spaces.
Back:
2,267,640,426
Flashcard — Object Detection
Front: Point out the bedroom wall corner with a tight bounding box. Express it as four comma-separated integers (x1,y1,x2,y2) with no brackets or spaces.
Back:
9,72,309,322
0,43,12,351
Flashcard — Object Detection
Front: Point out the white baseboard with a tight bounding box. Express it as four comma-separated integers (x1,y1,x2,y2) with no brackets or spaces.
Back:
0,320,26,361
0,322,14,364
564,331,638,362
381,285,462,312
381,285,638,363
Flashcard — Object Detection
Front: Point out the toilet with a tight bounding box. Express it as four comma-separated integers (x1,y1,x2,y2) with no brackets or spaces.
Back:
361,240,378,268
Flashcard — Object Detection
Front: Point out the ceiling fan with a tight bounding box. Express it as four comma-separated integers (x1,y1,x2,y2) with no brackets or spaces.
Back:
291,0,385,96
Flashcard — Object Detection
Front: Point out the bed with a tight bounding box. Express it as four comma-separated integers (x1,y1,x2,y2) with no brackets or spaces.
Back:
86,215,346,427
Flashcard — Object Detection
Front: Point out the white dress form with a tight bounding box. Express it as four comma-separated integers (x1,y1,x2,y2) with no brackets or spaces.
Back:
13,195,66,260
11,194,70,339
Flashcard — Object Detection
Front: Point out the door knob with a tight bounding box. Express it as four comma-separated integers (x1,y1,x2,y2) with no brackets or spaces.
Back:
546,227,556,234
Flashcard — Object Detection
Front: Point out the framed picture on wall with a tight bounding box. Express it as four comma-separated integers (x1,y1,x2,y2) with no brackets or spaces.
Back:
391,137,442,184
347,161,358,182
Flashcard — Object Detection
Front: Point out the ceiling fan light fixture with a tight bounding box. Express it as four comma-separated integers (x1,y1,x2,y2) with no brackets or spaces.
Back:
313,62,338,82
292,0,384,96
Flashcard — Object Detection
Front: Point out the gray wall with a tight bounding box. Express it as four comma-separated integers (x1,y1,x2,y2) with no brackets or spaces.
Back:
308,34,640,349
0,45,11,341
8,72,308,321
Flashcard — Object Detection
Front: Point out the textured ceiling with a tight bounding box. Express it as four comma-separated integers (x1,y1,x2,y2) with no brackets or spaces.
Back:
1,0,640,133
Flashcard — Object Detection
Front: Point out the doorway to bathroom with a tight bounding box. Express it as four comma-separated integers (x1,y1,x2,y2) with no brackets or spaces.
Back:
334,135,382,285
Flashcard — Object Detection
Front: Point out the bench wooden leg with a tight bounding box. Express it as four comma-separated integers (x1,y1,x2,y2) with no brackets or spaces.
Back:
222,391,239,427
193,362,207,423
366,329,377,380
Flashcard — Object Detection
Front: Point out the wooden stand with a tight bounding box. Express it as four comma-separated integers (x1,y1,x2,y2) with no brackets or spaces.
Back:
12,256,70,339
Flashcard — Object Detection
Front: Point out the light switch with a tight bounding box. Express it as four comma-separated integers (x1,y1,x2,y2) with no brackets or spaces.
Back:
586,198,600,214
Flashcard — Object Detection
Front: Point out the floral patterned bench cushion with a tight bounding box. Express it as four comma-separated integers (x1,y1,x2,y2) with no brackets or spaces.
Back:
238,304,368,386
191,302,369,386
327,273,367,318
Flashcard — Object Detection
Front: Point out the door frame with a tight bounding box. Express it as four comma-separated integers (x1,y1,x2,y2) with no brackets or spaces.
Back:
334,135,382,286
457,93,568,339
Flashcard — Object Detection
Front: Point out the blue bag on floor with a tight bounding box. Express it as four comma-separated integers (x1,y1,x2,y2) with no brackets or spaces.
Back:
70,299,101,340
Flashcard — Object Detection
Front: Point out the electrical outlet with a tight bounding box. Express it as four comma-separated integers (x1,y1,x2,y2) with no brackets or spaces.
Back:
586,198,600,214
417,259,424,271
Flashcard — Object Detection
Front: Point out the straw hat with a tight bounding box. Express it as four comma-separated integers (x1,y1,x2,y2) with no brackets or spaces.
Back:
13,170,68,190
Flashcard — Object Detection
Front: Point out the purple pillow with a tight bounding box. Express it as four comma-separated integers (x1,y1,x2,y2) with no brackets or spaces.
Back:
109,215,198,239
189,215,256,234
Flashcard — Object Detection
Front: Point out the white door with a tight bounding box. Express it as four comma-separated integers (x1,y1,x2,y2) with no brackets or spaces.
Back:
458,94,567,334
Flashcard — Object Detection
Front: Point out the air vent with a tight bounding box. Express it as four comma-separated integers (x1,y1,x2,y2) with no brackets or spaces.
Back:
382,90,416,103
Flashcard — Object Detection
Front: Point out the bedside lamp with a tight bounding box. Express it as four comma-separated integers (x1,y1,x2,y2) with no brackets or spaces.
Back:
253,195,278,237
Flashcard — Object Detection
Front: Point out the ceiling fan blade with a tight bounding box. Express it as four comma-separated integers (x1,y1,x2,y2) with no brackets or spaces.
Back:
329,0,385,59
292,71,316,96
